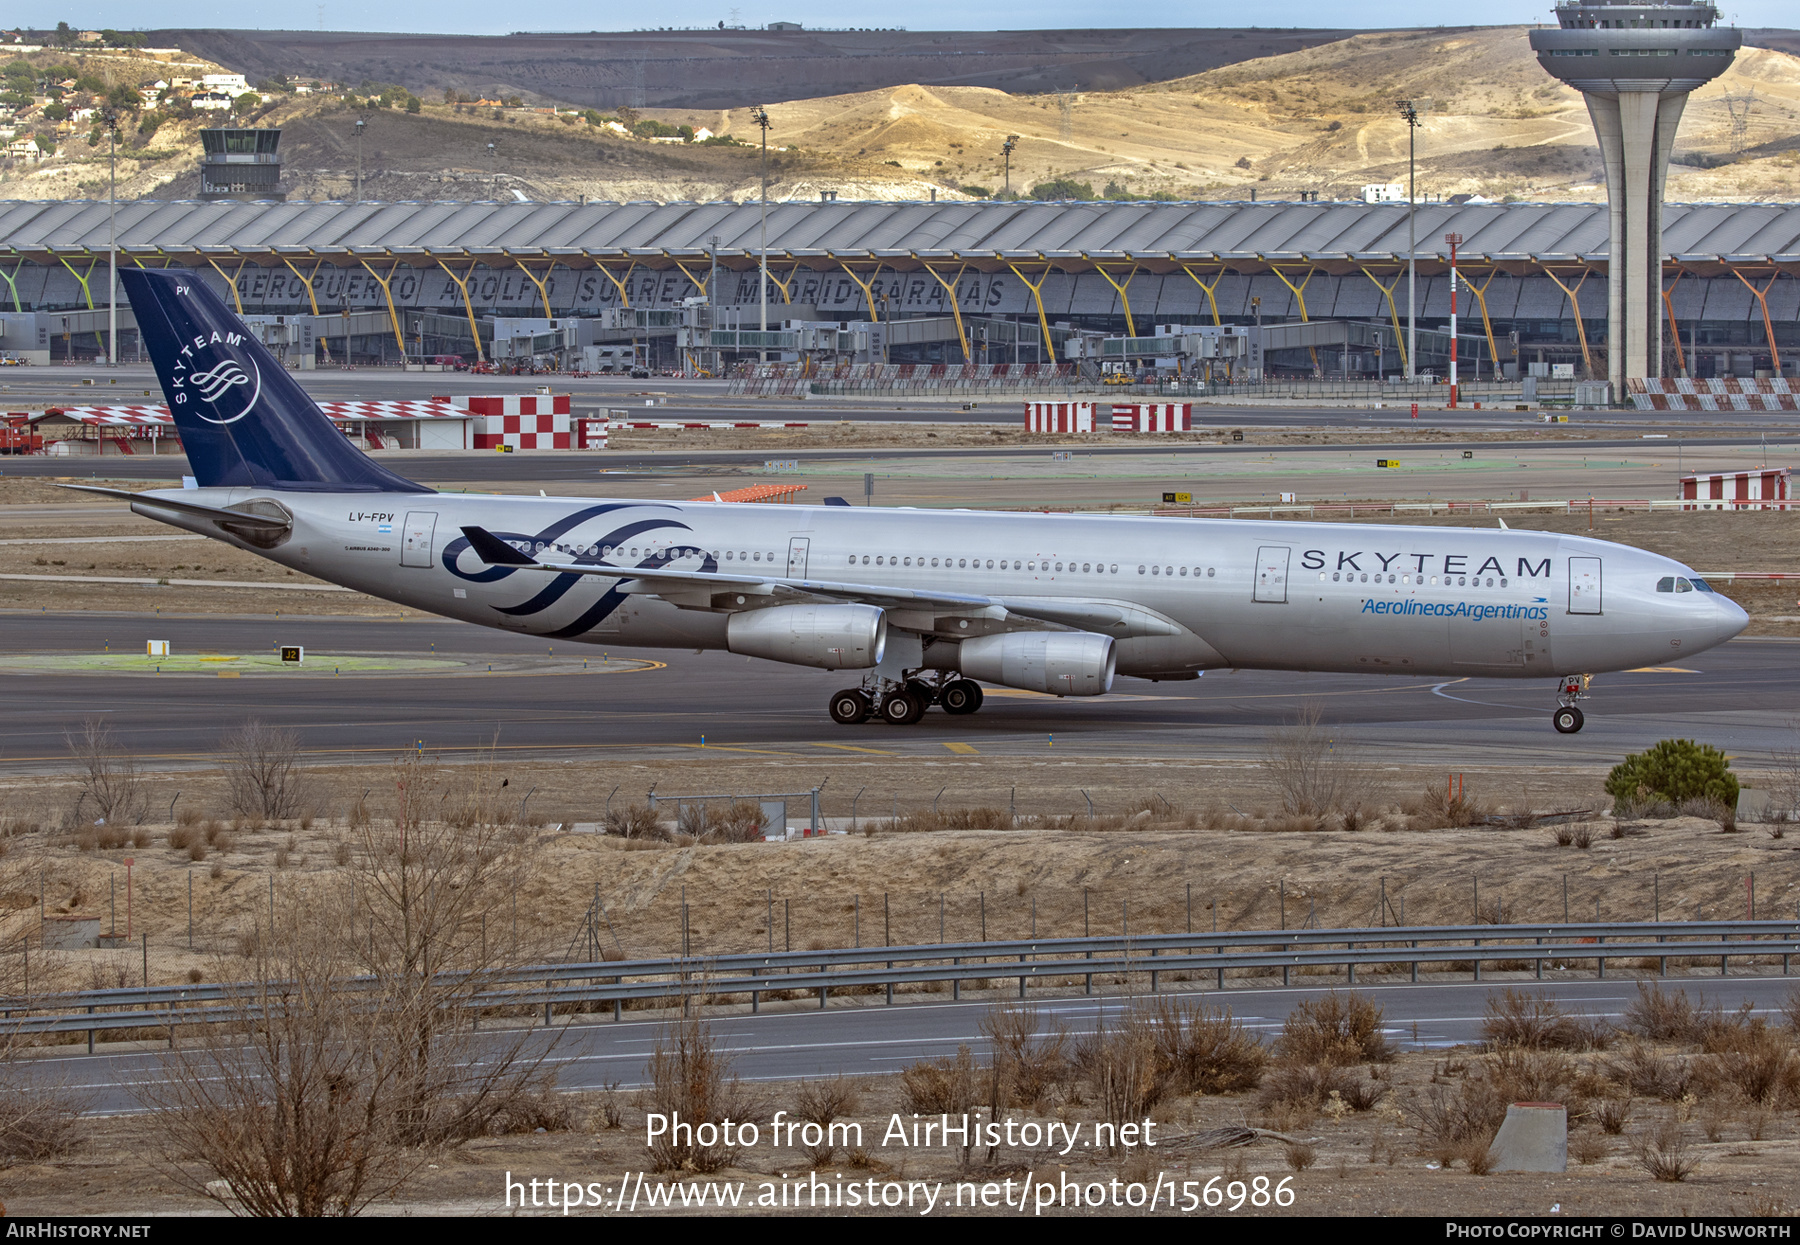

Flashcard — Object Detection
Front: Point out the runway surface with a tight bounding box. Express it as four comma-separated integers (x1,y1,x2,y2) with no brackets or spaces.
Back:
34,974,1800,1113
0,611,1795,771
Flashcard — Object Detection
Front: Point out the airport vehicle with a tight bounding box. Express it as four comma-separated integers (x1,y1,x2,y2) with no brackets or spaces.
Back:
73,270,1747,733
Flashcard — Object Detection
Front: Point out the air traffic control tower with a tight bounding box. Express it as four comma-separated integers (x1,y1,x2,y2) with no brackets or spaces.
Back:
1529,2,1738,391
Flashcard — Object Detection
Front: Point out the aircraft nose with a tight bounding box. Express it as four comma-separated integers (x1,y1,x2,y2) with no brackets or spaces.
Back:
1714,593,1750,644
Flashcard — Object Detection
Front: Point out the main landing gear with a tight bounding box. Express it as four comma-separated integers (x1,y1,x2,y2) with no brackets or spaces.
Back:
828,674,984,725
1553,674,1592,734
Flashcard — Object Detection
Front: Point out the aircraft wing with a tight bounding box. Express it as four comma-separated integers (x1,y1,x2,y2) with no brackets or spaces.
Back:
461,525,1179,640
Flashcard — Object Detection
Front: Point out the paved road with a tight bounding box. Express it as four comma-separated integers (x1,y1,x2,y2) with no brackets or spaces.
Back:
33,973,1800,1114
0,612,1794,770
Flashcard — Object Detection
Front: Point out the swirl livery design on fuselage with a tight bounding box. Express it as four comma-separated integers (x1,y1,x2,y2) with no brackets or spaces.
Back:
438,503,719,637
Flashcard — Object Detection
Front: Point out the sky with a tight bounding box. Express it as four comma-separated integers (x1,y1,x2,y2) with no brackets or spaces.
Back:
6,2,1794,36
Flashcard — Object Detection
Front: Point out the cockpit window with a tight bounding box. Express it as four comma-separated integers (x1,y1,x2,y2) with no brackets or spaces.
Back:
1656,577,1674,592
1690,577,1716,593
1675,578,1693,593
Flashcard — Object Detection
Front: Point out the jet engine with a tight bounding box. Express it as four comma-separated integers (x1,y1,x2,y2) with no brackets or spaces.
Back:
956,631,1115,696
727,604,887,670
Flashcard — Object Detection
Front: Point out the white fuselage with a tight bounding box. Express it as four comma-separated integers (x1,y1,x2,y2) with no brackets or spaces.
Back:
133,489,1746,683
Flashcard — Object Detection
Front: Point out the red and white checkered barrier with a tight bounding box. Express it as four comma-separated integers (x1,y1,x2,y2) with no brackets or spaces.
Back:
450,394,572,450
1111,403,1192,432
46,400,468,427
1024,401,1098,432
1630,378,1799,412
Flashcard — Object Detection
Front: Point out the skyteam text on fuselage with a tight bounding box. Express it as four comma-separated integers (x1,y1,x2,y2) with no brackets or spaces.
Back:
82,269,1747,734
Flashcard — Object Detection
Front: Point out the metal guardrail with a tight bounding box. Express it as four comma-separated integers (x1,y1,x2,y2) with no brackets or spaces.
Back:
5,921,1797,1041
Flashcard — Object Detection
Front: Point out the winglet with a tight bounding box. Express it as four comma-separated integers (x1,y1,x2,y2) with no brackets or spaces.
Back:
460,525,537,566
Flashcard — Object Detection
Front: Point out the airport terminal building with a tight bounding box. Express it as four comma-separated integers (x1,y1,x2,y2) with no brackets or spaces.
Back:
0,197,1795,380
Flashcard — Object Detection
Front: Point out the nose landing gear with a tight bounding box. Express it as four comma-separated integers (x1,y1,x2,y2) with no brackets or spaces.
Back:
1553,675,1591,734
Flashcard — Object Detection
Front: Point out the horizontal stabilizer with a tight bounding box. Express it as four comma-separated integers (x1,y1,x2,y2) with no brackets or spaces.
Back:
59,484,291,530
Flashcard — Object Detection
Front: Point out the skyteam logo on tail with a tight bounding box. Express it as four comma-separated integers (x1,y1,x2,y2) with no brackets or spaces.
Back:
169,325,262,426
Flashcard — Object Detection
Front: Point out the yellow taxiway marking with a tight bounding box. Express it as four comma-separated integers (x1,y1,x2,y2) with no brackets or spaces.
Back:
674,744,797,756
813,743,898,755
1626,666,1701,674
942,742,980,755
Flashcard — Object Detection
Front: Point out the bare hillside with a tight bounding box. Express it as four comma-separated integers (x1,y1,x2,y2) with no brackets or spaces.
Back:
148,25,1374,110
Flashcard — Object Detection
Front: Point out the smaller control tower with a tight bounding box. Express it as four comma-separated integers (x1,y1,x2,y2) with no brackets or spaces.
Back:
198,127,285,202
1530,2,1738,390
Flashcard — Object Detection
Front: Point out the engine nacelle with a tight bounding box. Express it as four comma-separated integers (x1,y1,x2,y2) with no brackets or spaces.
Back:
727,604,887,670
957,631,1116,697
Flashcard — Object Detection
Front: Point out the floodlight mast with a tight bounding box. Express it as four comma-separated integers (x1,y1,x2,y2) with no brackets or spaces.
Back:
752,105,772,360
1529,1,1739,391
1395,99,1420,384
1445,232,1463,407
1002,135,1018,197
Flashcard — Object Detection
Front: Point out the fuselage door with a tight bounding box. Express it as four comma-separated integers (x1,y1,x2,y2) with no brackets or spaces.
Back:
401,511,437,568
787,537,810,579
1568,556,1602,615
1253,545,1290,604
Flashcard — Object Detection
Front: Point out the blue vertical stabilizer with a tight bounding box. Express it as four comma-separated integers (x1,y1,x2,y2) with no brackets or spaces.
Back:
121,268,431,493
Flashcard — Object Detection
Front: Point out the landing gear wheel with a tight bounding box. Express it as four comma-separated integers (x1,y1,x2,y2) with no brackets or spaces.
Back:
829,688,871,725
941,679,984,715
1553,706,1585,734
880,689,926,725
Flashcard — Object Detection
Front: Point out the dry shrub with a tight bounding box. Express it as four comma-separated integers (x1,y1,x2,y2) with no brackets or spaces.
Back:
1274,992,1393,1065
1074,1015,1171,1150
1260,703,1371,817
1624,982,1700,1042
66,717,149,826
1606,1040,1693,1101
489,1088,576,1135
706,801,771,844
793,1076,859,1167
1259,1061,1356,1112
1570,1130,1609,1164
982,1005,1070,1110
643,1013,757,1173
1147,997,1267,1095
1403,781,1487,828
603,803,663,839
1553,827,1575,847
187,840,206,863
1633,1114,1697,1182
218,720,311,821
1594,1096,1634,1134
595,1081,626,1130
902,1045,980,1114
1403,1079,1508,1167
0,1078,86,1167
1483,988,1612,1051
1571,824,1592,848
1783,987,1800,1035
1456,1136,1497,1175
168,825,196,850
1698,1020,1800,1106
1283,1141,1316,1172
1678,795,1736,832
1487,1048,1578,1108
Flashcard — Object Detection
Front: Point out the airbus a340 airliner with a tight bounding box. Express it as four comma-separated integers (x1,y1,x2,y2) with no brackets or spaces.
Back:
74,269,1746,734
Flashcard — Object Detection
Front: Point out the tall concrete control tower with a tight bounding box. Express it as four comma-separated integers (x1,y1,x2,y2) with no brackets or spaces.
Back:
1529,2,1738,390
